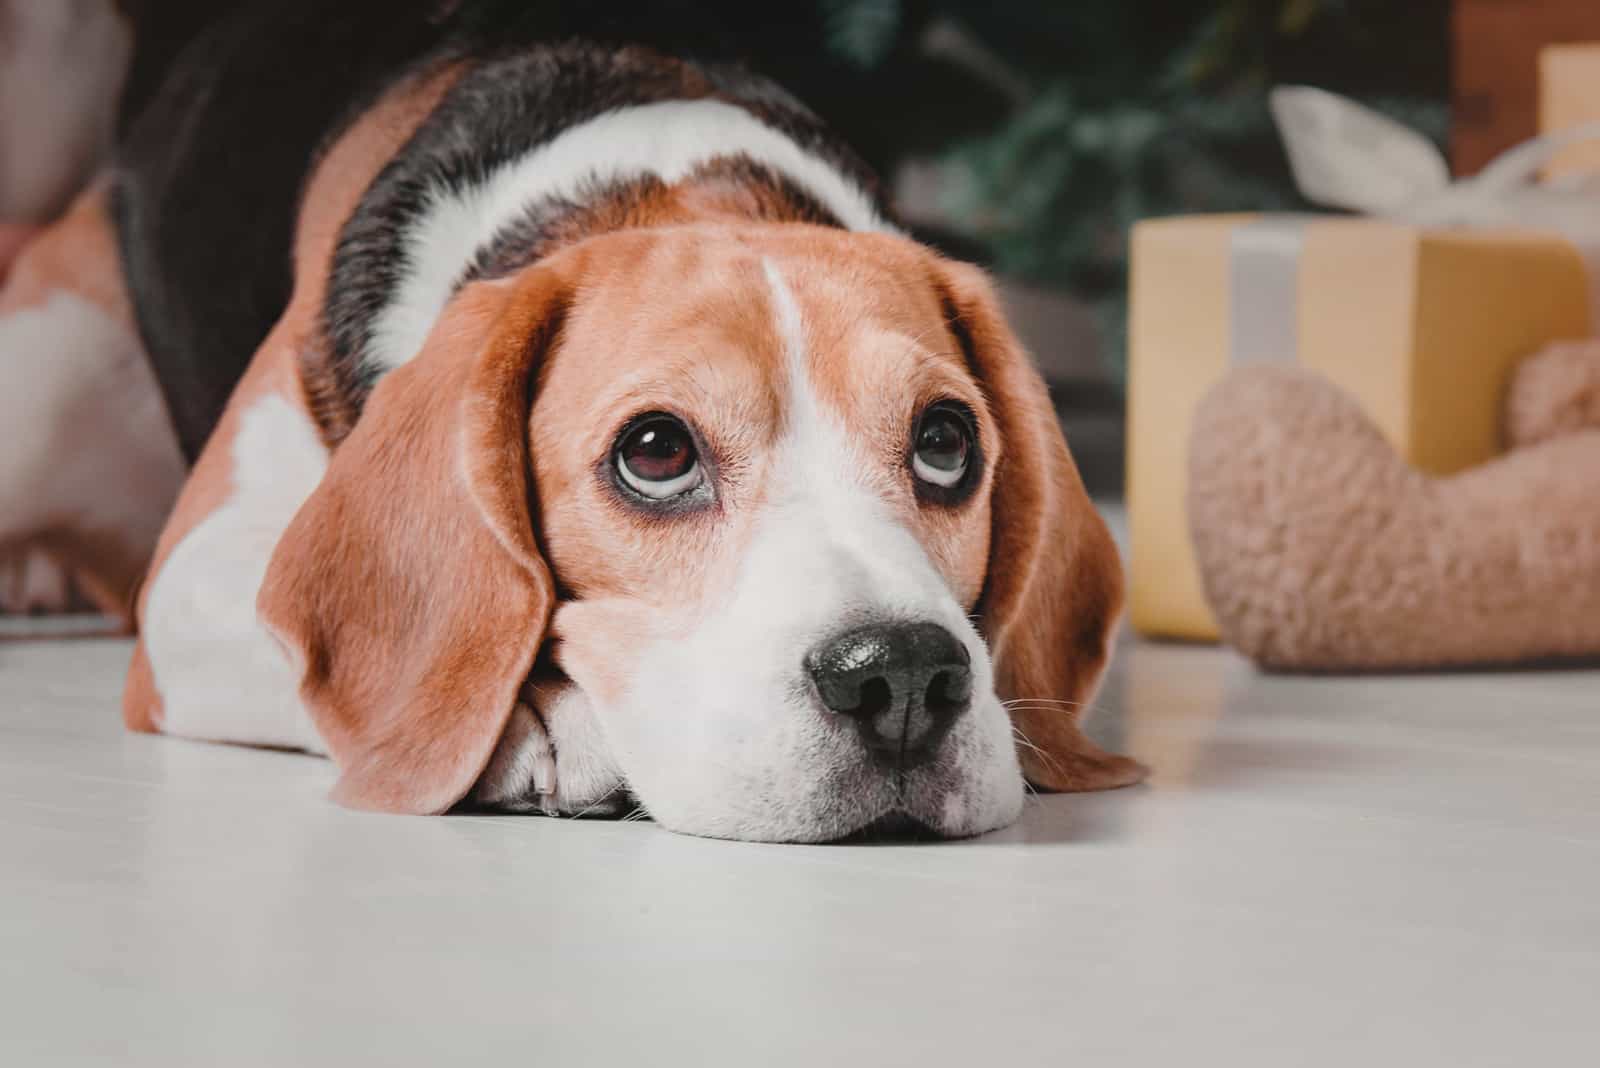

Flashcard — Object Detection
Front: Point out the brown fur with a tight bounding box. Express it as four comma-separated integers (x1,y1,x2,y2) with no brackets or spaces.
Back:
250,222,1139,811
120,69,1135,808
258,277,563,813
530,229,994,714
934,259,1146,791
123,61,463,731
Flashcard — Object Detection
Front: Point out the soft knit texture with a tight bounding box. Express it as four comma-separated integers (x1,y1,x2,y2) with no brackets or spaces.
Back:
1187,341,1600,671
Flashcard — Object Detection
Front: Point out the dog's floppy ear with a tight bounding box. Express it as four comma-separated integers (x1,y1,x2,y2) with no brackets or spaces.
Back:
259,271,566,813
933,259,1147,792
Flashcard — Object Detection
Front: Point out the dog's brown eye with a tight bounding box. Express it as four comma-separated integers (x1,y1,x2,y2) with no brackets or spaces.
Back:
616,415,703,499
912,405,973,490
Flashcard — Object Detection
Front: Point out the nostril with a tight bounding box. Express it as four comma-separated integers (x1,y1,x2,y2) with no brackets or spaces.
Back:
805,621,973,770
853,676,894,720
924,668,971,717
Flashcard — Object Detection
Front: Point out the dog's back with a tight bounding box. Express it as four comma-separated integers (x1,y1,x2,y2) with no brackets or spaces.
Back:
113,0,530,461
111,0,880,459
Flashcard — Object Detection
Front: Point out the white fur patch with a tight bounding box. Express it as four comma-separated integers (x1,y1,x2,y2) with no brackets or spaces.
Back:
143,392,329,754
369,98,899,371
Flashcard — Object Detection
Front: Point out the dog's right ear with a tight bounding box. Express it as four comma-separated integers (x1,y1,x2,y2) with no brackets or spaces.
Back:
259,270,568,814
931,256,1146,793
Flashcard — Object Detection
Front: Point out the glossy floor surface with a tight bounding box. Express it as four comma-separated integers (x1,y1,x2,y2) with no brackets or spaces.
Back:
2,635,1597,1066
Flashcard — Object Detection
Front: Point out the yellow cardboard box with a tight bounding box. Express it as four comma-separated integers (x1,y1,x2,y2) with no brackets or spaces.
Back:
1126,215,1594,641
1541,43,1600,178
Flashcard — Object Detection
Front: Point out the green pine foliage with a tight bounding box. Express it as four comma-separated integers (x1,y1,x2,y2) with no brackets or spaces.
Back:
778,0,1452,379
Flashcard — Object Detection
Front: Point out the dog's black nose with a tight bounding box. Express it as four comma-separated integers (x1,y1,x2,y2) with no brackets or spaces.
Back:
804,622,972,771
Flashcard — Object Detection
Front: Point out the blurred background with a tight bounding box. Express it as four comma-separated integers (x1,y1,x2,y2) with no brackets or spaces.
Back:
6,0,1598,503
761,0,1456,491
784,0,1452,380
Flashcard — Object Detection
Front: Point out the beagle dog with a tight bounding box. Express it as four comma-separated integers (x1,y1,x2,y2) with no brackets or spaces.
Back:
3,1,1144,841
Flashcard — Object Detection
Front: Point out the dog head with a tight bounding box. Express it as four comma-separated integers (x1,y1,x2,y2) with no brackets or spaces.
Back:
260,224,1141,841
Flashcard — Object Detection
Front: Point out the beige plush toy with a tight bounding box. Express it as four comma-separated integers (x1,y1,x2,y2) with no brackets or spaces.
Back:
1187,340,1600,670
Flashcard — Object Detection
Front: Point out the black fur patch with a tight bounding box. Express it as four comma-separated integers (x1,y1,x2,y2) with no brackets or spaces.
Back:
112,0,895,455
318,44,703,419
111,0,453,462
319,43,890,433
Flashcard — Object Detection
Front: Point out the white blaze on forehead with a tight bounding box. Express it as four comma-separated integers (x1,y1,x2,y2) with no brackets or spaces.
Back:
760,254,859,499
762,256,808,389
757,257,949,609
371,98,901,372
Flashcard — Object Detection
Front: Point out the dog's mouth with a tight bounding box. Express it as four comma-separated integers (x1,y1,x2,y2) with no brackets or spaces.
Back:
582,803,950,844
573,801,951,844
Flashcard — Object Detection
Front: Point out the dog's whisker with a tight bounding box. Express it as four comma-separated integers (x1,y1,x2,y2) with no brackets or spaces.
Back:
1003,702,1086,712
1002,697,1085,709
1002,696,1115,720
568,783,625,820
1008,720,1069,781
1009,725,1046,757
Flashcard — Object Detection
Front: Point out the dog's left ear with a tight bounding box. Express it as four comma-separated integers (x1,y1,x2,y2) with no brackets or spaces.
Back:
259,271,566,814
933,259,1147,792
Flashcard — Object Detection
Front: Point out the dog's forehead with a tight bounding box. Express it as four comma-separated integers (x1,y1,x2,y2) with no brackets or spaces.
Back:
545,226,970,410
565,228,786,373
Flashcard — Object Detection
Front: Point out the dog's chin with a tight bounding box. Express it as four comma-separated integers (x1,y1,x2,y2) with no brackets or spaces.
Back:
829,811,947,844
568,650,1028,842
591,712,1028,844
631,762,1027,844
574,803,995,845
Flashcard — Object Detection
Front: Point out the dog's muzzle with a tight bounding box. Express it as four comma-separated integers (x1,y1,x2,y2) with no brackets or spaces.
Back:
804,621,972,772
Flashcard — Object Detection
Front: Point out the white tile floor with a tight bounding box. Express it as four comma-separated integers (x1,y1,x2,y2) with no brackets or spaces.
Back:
3,634,1597,1066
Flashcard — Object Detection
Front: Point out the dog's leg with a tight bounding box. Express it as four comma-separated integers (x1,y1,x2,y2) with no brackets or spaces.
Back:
467,683,628,816
128,382,332,751
0,187,184,625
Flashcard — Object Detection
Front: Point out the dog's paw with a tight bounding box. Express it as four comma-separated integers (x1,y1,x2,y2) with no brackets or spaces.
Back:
467,697,628,817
